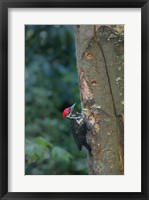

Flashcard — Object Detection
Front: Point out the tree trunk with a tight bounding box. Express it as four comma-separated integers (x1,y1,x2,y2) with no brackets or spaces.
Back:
74,25,124,175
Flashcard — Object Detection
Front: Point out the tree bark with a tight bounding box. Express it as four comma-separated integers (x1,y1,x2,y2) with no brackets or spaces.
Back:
74,25,124,175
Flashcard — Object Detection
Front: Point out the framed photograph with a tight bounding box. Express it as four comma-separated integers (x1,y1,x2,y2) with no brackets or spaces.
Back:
0,0,148,199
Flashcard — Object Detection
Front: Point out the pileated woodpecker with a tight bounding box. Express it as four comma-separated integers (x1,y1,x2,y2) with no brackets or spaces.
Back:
62,103,91,153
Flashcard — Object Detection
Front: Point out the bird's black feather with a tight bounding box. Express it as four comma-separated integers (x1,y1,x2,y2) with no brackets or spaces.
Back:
70,116,91,153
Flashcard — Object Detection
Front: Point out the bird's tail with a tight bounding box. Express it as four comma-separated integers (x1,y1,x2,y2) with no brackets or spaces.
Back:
84,142,91,153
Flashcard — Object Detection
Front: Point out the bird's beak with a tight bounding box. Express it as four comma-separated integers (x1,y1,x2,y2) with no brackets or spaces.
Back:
70,103,76,112
66,103,76,119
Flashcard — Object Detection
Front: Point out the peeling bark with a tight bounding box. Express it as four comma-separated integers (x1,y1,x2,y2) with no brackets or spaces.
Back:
74,25,124,175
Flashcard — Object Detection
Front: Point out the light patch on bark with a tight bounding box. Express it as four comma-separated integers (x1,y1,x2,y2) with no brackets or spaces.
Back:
79,68,94,106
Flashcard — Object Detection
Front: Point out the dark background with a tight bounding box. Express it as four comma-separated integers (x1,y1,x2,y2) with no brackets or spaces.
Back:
25,25,88,175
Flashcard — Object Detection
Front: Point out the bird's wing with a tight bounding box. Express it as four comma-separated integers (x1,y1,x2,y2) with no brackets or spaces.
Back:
71,120,83,150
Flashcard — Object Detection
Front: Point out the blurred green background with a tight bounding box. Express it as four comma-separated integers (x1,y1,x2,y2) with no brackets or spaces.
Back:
25,25,88,175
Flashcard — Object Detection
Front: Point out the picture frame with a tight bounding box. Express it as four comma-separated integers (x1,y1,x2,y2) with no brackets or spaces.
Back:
0,0,148,199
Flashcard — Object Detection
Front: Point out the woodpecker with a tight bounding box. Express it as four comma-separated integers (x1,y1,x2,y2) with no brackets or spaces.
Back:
62,103,91,153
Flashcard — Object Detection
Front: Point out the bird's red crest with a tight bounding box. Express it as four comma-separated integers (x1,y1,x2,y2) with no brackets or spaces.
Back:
62,107,71,118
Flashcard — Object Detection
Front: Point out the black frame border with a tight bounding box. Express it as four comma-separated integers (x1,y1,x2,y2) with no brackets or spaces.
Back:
0,0,149,199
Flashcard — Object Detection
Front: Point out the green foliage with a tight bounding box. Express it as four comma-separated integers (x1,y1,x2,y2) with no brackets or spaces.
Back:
51,146,73,163
25,25,88,175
